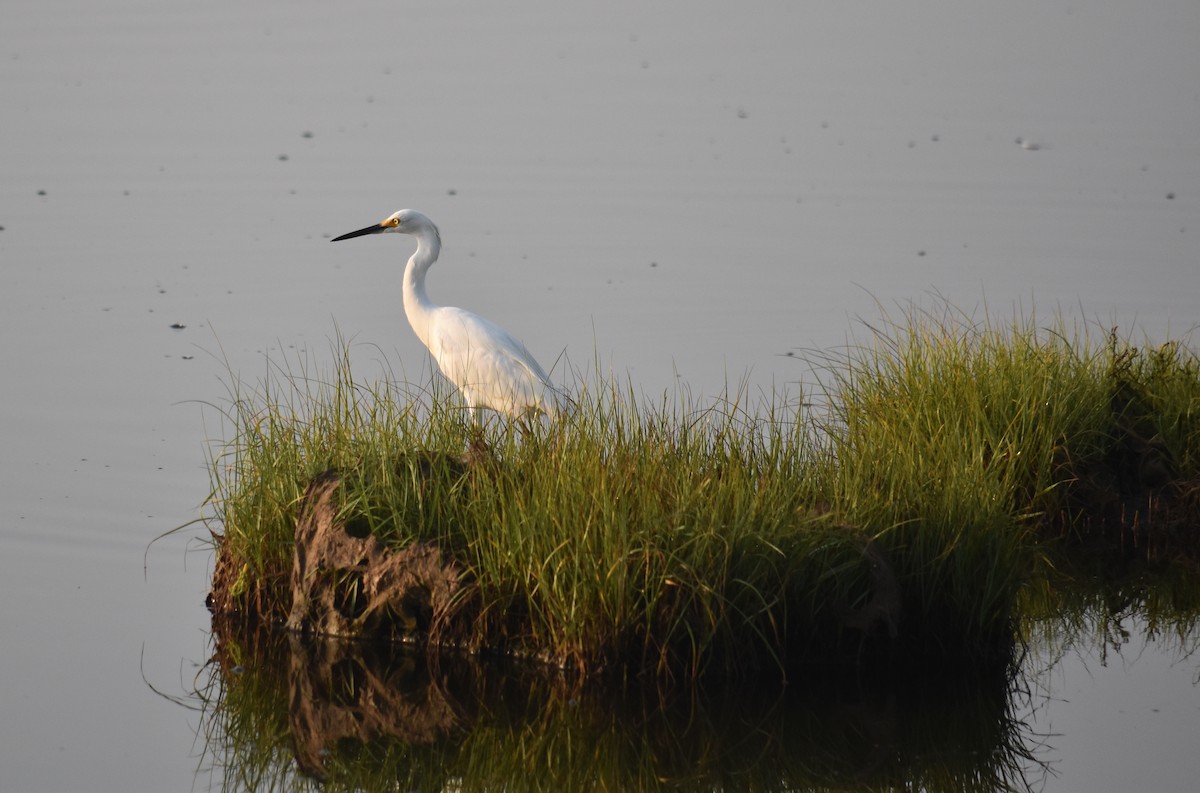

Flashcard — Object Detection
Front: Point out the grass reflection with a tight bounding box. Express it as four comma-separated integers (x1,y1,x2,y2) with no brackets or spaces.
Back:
192,618,1042,793
1020,553,1200,672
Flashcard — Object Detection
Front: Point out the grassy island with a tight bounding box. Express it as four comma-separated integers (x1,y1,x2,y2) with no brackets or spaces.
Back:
204,308,1200,680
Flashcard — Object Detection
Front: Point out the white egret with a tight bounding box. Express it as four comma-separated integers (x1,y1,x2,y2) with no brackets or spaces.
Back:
331,209,562,420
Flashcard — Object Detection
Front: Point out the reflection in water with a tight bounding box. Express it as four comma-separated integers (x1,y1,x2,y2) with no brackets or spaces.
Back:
1013,557,1200,791
1020,555,1200,673
191,618,1046,792
286,635,464,778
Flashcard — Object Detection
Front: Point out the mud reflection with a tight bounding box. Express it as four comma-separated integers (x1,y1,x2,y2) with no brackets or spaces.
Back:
195,617,1046,792
286,634,468,777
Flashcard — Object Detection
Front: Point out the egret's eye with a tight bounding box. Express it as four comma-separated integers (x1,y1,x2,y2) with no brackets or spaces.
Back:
388,217,401,227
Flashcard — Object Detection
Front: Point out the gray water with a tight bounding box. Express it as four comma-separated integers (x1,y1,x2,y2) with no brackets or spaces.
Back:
2,1,1198,790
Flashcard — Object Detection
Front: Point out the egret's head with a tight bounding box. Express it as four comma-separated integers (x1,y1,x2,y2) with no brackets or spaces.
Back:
381,209,435,234
331,208,439,243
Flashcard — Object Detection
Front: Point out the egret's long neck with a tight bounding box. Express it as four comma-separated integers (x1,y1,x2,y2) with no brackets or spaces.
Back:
402,229,441,348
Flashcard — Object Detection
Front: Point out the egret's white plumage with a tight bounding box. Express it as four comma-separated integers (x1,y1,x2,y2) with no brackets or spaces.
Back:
332,209,561,420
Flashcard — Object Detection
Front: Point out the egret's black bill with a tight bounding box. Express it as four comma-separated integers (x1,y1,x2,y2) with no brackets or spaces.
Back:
331,223,386,242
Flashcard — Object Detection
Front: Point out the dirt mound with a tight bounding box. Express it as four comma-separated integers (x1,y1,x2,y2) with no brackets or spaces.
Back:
285,469,469,642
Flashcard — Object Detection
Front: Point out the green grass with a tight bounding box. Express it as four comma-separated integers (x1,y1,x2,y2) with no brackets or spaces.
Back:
811,307,1106,650
207,342,870,677
202,306,1200,680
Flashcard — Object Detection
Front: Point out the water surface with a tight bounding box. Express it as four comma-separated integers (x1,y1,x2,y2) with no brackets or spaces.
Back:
1,1,1198,789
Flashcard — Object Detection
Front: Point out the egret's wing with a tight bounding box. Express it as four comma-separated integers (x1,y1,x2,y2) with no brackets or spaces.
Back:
428,307,558,416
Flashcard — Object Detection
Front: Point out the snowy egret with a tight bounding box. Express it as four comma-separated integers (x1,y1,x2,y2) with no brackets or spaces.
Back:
331,209,561,420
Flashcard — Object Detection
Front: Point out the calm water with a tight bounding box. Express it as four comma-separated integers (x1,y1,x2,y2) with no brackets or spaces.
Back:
2,1,1198,790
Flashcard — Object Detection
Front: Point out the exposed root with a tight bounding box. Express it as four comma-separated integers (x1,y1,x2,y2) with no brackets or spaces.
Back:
285,469,474,645
206,531,288,627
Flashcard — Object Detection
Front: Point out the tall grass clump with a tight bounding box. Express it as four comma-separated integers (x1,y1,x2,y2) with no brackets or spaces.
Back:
204,342,462,623
205,342,908,678
810,302,1200,649
447,379,861,677
203,305,1200,680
